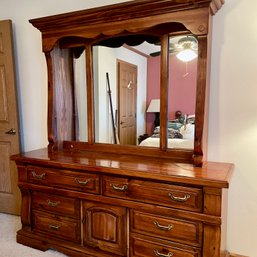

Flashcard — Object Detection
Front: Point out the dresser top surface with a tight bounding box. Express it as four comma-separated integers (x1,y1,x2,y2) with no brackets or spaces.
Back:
13,148,233,188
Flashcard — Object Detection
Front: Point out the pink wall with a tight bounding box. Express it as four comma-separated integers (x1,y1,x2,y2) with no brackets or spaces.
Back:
146,54,197,134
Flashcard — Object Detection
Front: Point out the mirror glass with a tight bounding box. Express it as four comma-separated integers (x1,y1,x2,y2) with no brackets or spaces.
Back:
167,35,197,150
73,35,197,150
128,35,198,149
73,48,88,142
93,39,161,147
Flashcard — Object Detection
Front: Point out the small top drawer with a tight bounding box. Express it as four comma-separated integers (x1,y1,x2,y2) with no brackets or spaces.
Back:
27,166,100,194
32,191,80,218
131,210,202,246
103,176,202,212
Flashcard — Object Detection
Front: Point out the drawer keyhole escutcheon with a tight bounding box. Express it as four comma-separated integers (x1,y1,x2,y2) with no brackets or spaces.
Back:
47,199,60,207
31,171,46,180
75,178,90,185
153,221,174,231
154,249,173,257
110,184,128,192
168,193,191,202
48,224,61,230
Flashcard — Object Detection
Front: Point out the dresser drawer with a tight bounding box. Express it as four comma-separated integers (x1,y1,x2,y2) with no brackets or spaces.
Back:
28,166,100,194
32,192,80,218
103,176,202,212
131,210,202,246
131,235,201,257
32,212,81,243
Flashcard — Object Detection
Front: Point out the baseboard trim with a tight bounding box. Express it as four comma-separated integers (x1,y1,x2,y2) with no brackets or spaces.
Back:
226,251,249,257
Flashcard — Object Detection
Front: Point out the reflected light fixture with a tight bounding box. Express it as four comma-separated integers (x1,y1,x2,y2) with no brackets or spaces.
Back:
176,36,198,62
176,48,197,62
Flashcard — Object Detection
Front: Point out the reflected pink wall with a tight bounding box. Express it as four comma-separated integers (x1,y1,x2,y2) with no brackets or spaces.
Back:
146,54,197,134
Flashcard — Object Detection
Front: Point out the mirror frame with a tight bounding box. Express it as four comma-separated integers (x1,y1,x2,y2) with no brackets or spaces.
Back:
30,0,224,166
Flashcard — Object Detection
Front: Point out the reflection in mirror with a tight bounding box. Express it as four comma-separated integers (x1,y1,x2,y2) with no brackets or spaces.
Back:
167,35,197,150
73,49,88,141
139,35,197,149
93,40,160,147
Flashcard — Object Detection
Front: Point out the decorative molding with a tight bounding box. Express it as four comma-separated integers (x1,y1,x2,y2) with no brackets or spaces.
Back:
30,2,211,52
210,0,225,15
30,0,213,32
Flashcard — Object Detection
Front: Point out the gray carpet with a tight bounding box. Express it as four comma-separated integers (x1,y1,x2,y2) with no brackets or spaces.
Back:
0,213,67,257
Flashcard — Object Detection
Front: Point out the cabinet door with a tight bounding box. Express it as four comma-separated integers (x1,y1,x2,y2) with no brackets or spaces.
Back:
83,201,127,256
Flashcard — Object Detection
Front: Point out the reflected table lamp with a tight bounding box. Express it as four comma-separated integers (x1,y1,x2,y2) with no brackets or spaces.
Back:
147,99,160,128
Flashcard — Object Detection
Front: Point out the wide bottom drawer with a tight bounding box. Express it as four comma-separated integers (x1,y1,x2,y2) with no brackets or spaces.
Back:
32,211,81,243
131,235,201,257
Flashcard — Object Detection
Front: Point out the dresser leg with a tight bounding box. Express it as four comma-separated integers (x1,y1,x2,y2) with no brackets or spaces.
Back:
203,225,221,257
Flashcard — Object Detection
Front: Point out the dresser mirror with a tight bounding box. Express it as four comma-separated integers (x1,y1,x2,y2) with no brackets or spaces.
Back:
73,34,197,151
30,0,215,164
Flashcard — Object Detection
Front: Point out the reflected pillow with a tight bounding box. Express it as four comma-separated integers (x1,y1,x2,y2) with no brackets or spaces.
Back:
179,124,195,139
187,114,195,124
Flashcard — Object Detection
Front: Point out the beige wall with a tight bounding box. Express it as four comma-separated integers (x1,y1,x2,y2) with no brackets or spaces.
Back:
0,0,256,256
208,1,257,256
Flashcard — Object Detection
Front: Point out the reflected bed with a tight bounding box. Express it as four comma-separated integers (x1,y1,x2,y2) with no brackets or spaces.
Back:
139,137,194,149
139,113,195,149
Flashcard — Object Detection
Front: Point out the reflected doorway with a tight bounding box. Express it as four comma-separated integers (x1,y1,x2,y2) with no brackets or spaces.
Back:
117,60,137,145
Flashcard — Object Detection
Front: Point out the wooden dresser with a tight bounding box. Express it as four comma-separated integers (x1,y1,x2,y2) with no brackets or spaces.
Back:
13,149,233,257
14,149,233,257
12,1,233,257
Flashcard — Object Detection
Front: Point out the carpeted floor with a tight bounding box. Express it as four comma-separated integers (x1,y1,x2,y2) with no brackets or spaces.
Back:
0,213,67,257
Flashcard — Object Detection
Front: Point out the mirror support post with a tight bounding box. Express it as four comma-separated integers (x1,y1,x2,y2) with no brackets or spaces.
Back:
194,35,208,166
45,51,56,151
86,45,95,144
160,34,169,151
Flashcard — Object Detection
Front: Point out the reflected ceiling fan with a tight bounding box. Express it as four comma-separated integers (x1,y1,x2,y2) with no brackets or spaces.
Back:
150,35,198,62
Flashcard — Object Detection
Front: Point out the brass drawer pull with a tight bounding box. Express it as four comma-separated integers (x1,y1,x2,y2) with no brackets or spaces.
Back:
153,221,174,231
47,199,60,207
75,178,90,185
154,250,173,257
110,184,128,192
48,224,60,230
168,193,191,202
31,171,46,180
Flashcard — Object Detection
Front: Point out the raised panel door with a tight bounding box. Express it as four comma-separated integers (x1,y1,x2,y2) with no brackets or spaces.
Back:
0,20,21,215
117,61,137,145
83,201,127,256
